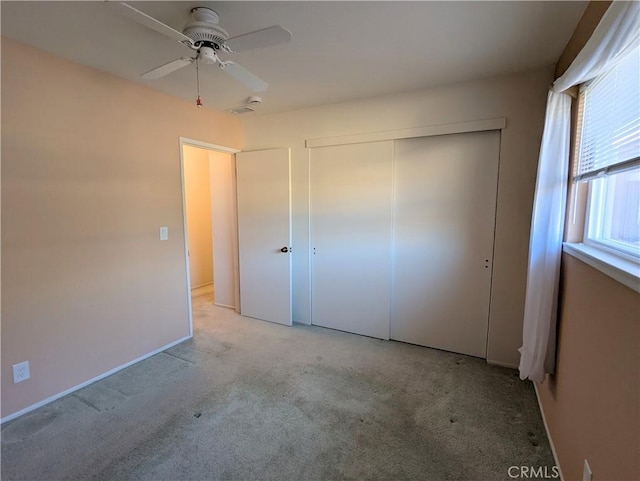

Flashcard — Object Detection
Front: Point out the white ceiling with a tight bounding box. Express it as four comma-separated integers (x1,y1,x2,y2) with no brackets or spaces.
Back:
2,1,587,115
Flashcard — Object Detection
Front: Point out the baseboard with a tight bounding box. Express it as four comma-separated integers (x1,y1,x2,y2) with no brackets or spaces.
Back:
293,318,311,326
1,335,192,424
213,302,236,309
533,382,564,481
191,282,213,290
486,359,519,369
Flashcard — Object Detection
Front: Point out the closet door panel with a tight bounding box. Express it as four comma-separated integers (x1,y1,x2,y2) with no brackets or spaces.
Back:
391,131,500,357
310,141,393,339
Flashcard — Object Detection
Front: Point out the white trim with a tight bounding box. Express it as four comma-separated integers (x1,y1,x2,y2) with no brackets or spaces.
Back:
304,148,312,326
287,148,294,325
305,117,506,148
388,140,397,342
230,155,241,314
486,359,519,369
179,141,194,337
0,336,191,424
533,383,565,481
308,148,314,327
179,137,240,154
214,302,236,309
563,242,640,293
584,238,639,265
583,174,640,262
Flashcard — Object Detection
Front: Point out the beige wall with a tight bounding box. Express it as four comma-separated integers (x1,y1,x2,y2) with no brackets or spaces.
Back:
1,38,242,419
242,67,552,366
183,145,214,288
537,255,639,481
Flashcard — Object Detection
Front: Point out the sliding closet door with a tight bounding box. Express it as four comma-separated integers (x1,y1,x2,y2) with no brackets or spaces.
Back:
310,141,393,339
391,131,500,358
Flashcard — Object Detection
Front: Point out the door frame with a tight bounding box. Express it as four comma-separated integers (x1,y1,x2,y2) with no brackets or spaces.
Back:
306,119,507,354
179,137,240,337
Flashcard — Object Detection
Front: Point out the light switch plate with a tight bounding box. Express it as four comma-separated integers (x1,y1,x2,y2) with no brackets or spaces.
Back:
160,227,168,241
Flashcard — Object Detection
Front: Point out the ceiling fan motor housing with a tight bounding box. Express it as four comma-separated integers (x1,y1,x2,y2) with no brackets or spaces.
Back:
182,8,229,49
190,7,219,24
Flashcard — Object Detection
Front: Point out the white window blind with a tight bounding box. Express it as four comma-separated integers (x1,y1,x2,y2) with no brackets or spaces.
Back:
574,45,640,182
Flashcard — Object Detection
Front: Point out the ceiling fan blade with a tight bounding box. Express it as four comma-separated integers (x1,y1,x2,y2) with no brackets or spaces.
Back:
219,61,268,92
116,2,194,47
224,25,292,53
142,57,194,79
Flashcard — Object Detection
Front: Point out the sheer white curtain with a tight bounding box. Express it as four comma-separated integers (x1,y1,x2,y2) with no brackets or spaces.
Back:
519,1,640,383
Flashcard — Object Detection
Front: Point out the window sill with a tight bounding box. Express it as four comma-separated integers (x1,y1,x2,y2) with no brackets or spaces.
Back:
563,243,640,293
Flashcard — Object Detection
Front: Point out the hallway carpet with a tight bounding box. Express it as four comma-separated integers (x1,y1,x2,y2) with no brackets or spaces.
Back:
2,286,555,480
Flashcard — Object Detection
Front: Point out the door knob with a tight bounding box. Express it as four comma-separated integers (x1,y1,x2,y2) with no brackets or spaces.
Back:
280,247,289,253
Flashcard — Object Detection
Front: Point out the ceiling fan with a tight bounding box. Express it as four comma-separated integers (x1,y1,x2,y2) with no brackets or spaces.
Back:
115,2,292,92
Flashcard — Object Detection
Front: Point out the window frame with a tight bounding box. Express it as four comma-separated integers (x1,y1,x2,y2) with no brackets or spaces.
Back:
583,172,640,263
564,51,640,292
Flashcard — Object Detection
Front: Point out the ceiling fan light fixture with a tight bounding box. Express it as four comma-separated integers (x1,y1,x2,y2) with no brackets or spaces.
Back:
198,46,217,64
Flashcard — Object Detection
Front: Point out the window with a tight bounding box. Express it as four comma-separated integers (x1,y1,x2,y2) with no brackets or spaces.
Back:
575,44,640,262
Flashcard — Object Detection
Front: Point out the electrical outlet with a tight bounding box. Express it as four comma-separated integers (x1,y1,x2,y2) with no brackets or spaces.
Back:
583,460,592,481
13,361,30,383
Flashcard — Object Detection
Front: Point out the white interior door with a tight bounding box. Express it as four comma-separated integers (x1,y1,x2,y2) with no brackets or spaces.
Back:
236,148,292,325
310,141,393,339
209,150,238,309
391,131,500,357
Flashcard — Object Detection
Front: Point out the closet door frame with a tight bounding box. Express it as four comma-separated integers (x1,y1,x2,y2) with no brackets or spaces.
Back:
306,118,506,350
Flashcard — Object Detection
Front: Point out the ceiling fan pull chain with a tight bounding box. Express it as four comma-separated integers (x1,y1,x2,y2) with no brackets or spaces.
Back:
195,57,203,108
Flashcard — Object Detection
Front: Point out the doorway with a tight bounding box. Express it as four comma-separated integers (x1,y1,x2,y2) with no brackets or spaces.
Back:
180,138,240,334
183,145,215,291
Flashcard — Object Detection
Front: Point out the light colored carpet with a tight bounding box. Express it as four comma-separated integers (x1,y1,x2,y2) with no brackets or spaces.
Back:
2,286,555,480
